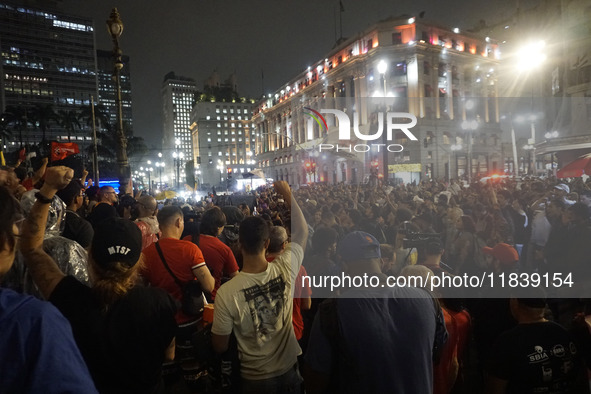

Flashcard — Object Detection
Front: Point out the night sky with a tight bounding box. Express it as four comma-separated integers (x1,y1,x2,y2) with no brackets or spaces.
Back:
62,0,539,148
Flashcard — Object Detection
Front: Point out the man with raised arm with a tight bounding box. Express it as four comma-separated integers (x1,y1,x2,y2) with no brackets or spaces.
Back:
211,181,308,394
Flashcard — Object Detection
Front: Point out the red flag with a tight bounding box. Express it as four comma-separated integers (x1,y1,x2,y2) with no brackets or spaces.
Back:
51,142,80,162
18,148,26,162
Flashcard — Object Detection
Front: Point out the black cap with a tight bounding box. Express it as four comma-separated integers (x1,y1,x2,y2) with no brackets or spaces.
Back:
91,217,142,268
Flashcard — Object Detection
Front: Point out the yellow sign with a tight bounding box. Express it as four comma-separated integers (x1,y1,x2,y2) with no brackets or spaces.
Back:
388,163,422,174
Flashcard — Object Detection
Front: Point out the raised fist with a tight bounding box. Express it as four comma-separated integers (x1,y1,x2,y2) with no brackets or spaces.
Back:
43,166,74,191
273,180,291,199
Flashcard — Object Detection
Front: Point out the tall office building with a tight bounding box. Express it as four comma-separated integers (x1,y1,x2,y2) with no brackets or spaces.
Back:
96,50,133,128
253,16,502,185
0,1,98,145
190,100,255,188
161,71,197,185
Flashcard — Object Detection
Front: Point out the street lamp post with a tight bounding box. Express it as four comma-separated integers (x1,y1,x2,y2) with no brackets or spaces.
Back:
544,131,559,176
173,139,184,190
156,152,164,189
173,152,184,190
461,119,478,183
146,166,153,193
156,162,164,189
146,161,151,192
106,8,130,190
377,60,388,183
517,41,546,178
450,144,463,180
523,144,535,175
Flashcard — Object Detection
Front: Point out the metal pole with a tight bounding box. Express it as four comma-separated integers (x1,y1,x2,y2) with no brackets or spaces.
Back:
511,126,519,177
176,158,180,190
382,77,388,183
108,9,130,190
468,132,472,184
530,122,536,176
90,95,100,186
448,151,451,182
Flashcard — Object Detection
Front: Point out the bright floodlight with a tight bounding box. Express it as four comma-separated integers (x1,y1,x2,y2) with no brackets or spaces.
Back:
377,60,388,75
517,41,546,71
545,131,559,139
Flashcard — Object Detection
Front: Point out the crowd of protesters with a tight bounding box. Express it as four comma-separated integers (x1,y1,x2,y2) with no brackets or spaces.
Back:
1,158,591,394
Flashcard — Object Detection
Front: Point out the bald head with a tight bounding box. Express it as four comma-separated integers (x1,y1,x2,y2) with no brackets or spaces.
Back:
137,195,157,218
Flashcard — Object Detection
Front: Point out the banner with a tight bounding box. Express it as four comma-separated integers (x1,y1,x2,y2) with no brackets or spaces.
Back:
51,142,79,162
388,163,422,174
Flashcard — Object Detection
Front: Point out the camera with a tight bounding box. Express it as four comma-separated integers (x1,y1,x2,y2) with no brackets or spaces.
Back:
402,231,441,250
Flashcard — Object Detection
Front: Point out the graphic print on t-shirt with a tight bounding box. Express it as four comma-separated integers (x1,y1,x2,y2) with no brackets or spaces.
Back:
243,276,286,342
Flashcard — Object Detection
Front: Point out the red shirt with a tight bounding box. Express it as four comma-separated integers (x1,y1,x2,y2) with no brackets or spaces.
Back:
292,265,311,340
433,307,471,394
266,255,311,340
142,238,206,323
182,234,239,299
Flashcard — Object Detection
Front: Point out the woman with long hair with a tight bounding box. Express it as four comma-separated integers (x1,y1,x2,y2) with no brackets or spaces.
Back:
20,166,178,394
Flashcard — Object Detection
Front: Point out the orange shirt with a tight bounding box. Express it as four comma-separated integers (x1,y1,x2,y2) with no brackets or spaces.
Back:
433,307,471,394
142,238,206,323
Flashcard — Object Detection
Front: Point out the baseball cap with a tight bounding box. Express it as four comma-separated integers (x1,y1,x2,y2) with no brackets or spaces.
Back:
554,184,570,194
338,231,381,262
91,217,142,268
482,243,519,264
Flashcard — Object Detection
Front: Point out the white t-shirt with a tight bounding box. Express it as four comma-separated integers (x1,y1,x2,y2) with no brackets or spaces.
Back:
212,243,304,380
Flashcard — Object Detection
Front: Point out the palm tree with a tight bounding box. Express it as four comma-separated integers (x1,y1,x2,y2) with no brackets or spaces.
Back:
30,104,58,142
79,103,111,181
1,106,34,147
87,120,147,178
78,103,110,132
0,119,13,161
57,109,81,142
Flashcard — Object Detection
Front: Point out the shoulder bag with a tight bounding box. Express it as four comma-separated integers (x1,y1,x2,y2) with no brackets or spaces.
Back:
154,241,204,316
